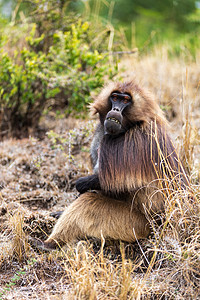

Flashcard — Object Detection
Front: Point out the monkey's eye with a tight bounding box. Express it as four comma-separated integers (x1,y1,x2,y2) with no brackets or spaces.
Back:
122,96,131,104
111,93,118,101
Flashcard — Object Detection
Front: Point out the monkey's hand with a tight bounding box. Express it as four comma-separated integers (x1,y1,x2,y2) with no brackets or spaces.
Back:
76,174,101,193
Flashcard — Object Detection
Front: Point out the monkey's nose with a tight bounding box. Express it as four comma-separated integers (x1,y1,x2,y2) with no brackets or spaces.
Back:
113,107,120,112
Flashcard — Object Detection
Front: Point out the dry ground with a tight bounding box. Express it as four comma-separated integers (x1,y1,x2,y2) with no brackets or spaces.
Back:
0,52,200,299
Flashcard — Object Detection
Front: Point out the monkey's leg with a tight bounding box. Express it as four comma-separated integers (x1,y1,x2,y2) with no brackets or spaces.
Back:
44,192,150,249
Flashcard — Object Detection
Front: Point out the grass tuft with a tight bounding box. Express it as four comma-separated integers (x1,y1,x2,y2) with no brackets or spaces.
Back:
9,212,29,261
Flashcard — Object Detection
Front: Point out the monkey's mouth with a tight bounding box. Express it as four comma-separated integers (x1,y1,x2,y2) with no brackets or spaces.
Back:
106,117,121,125
104,115,124,136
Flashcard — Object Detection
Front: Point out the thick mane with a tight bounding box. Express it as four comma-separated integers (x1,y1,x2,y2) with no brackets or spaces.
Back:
98,121,187,194
99,127,154,194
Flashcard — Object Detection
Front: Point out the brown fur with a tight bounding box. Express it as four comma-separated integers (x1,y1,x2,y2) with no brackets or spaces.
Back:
44,192,151,248
44,80,188,248
98,123,184,194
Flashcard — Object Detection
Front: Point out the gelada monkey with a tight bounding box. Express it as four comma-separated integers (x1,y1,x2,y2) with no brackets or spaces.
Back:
42,80,188,249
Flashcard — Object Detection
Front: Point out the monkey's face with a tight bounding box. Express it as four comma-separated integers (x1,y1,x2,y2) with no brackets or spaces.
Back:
91,81,164,133
104,92,132,136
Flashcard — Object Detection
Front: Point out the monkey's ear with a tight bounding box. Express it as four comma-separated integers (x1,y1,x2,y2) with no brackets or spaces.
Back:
89,102,98,116
89,81,121,117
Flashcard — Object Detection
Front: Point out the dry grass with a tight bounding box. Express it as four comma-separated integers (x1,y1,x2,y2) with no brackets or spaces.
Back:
0,50,200,299
62,182,200,299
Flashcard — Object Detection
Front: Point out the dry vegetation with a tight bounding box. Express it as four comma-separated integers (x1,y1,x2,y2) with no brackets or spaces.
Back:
0,51,200,299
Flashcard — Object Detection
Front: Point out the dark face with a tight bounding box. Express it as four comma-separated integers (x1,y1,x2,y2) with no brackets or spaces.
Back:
104,92,132,136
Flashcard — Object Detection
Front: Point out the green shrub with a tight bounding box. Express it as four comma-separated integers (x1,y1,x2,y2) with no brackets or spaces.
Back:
0,20,116,138
47,20,115,114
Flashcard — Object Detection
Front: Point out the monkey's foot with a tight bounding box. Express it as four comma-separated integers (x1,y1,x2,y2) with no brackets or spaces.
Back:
28,236,58,251
50,211,63,219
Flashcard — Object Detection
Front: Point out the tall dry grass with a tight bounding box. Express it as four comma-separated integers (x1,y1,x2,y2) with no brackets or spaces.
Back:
61,183,199,298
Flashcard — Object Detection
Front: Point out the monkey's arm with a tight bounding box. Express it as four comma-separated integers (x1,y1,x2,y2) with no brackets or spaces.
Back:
90,123,104,172
75,123,103,194
76,174,101,193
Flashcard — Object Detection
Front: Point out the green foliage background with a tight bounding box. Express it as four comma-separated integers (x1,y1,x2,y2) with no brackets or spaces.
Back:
83,0,200,55
0,1,117,138
1,0,200,52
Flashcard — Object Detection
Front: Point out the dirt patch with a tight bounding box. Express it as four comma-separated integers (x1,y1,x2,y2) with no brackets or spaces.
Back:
0,118,95,299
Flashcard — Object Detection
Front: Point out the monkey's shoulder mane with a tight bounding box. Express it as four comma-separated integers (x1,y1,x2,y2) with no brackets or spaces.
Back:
98,123,183,194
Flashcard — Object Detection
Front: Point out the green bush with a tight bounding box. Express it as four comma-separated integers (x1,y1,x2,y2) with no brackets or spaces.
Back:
48,20,115,113
0,20,116,138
